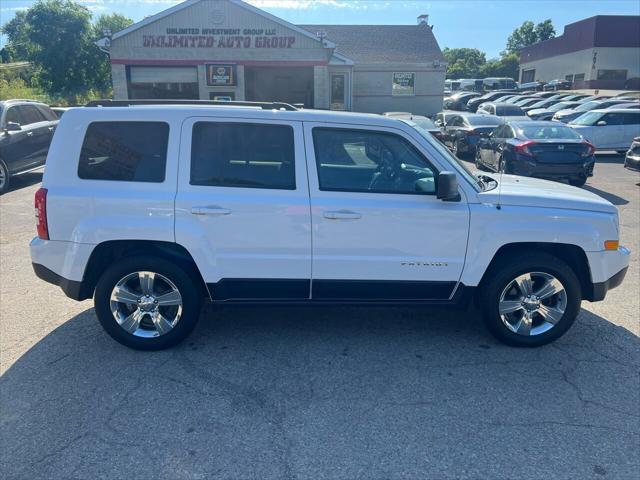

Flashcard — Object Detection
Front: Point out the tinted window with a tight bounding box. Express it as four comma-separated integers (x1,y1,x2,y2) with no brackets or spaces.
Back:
191,122,295,190
601,113,625,126
520,125,581,139
622,113,640,125
78,122,169,182
5,107,23,125
313,128,437,195
37,105,58,121
19,105,46,125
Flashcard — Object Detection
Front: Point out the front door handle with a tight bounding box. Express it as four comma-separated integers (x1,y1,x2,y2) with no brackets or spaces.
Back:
26,131,33,137
323,210,362,220
191,206,231,216
48,126,55,132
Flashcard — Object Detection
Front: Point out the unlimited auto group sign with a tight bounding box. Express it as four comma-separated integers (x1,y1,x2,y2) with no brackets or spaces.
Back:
143,27,296,49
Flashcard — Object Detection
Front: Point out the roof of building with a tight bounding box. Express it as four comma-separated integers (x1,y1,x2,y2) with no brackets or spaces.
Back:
300,24,444,64
521,15,640,63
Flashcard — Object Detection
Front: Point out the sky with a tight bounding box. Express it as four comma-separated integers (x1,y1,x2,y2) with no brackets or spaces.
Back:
1,0,639,58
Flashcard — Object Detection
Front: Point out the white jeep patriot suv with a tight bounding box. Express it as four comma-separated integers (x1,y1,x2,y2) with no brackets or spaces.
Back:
30,101,630,350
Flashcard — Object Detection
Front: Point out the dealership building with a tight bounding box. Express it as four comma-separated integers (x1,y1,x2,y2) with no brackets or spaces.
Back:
99,0,446,114
519,15,640,89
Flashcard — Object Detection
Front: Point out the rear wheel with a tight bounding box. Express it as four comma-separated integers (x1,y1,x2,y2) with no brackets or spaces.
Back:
480,253,581,347
0,159,10,195
94,256,202,350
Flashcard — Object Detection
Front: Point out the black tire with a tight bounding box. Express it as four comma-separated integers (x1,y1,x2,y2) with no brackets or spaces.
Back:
451,139,460,157
94,256,203,350
480,252,582,347
569,176,587,187
0,159,10,195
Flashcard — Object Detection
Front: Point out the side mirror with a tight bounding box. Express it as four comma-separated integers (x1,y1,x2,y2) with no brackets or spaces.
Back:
5,122,21,132
596,120,607,126
437,171,460,202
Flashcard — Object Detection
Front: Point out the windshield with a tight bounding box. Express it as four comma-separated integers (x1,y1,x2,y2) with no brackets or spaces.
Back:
575,101,600,112
466,115,503,126
409,123,483,191
548,101,577,112
571,111,603,125
520,124,582,139
496,106,524,115
411,118,437,130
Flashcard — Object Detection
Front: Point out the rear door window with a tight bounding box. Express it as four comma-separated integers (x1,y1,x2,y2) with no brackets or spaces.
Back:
190,122,295,190
19,105,46,125
78,122,169,182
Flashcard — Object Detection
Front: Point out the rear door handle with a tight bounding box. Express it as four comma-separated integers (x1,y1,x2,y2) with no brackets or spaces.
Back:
191,206,231,216
323,210,362,220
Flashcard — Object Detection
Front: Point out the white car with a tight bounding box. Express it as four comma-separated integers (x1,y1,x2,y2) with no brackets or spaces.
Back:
477,102,531,122
569,109,640,152
30,101,629,350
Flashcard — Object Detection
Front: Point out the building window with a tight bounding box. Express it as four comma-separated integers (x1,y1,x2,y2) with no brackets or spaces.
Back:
128,66,199,99
331,74,346,110
521,69,535,83
392,72,415,96
597,69,627,81
565,74,574,82
573,73,585,83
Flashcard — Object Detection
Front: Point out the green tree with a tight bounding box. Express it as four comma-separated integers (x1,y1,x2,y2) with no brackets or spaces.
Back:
505,19,555,55
1,11,35,61
88,13,134,92
479,53,519,80
442,47,486,79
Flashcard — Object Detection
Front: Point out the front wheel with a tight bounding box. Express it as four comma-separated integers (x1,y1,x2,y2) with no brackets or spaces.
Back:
0,159,10,195
480,253,582,347
94,256,203,350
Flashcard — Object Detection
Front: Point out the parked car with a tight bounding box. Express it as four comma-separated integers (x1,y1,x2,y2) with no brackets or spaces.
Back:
569,109,640,152
433,111,460,129
444,92,481,111
527,101,584,121
475,121,595,186
605,102,640,110
624,137,640,171
51,107,71,118
531,91,563,99
553,99,637,123
441,113,504,156
385,113,444,142
543,79,572,91
30,101,629,350
514,97,547,108
615,91,640,100
467,91,517,112
0,99,59,194
522,98,564,113
477,102,530,121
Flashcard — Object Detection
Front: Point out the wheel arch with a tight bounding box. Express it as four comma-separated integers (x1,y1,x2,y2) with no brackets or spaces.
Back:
477,242,593,301
80,240,209,301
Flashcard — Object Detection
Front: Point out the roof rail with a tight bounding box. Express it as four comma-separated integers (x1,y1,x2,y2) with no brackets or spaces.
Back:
3,99,43,103
85,99,298,111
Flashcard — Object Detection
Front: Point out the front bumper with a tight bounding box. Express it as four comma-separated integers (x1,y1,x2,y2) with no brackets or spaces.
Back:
624,153,640,172
585,246,631,301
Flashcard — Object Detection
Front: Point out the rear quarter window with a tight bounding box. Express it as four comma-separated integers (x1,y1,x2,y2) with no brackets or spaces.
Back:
78,122,169,182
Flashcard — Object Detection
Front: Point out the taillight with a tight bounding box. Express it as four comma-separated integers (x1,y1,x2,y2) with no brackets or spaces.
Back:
35,188,49,240
514,140,536,157
583,141,595,157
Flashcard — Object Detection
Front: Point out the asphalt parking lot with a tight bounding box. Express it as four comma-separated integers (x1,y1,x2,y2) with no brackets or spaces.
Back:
1,157,639,480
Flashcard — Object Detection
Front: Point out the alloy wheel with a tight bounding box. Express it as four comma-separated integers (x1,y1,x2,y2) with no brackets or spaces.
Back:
110,271,183,338
498,272,567,336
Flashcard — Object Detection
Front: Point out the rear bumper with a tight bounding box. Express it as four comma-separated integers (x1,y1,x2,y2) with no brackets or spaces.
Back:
512,156,595,179
32,263,90,301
